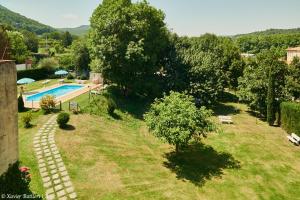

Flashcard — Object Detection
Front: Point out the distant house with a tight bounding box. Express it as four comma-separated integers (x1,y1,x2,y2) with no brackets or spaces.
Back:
16,59,32,71
287,47,300,64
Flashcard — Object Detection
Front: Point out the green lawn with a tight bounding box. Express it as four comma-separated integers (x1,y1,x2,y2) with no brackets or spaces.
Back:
53,92,300,200
18,110,47,196
18,84,300,199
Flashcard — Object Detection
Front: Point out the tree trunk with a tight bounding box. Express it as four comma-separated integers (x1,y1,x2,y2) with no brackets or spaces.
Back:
175,143,179,154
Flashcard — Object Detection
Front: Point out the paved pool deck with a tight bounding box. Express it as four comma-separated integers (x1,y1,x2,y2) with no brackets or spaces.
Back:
24,83,101,109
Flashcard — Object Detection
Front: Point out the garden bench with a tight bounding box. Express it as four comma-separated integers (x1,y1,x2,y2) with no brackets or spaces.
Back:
218,115,233,124
287,133,300,146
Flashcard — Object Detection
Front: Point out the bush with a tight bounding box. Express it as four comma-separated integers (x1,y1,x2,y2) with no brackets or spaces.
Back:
18,95,25,112
57,112,70,128
0,162,36,197
38,57,58,71
107,98,116,115
67,73,74,80
22,112,32,128
40,95,56,114
17,68,52,81
281,102,300,135
80,74,88,80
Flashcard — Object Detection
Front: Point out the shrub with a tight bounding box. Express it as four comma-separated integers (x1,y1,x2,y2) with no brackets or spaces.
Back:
281,102,300,135
107,98,116,115
57,112,70,128
0,162,34,196
18,95,25,112
22,112,32,128
40,95,56,114
67,73,74,80
80,74,88,80
17,68,51,81
38,57,58,71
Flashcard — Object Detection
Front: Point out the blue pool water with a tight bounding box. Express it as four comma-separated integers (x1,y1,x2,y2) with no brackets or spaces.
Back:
26,85,84,101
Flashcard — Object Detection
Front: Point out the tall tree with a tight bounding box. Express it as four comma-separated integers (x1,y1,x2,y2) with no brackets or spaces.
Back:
22,30,39,53
89,0,168,95
286,57,300,100
62,31,73,47
267,67,275,125
238,49,287,117
6,31,29,63
71,39,90,75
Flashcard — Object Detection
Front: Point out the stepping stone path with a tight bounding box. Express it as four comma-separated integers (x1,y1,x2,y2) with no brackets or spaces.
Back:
34,115,77,200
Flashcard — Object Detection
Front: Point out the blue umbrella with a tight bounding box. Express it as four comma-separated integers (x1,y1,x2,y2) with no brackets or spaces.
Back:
55,70,68,76
17,78,35,85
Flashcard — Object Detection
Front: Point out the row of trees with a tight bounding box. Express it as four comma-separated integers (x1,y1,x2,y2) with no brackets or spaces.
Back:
238,48,300,125
235,33,300,56
88,0,244,105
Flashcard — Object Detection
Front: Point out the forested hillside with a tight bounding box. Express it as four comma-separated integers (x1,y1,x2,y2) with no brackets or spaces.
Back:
58,25,89,36
234,28,300,54
0,4,55,35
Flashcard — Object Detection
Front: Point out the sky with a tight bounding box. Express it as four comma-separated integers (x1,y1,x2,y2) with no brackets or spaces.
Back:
0,0,300,36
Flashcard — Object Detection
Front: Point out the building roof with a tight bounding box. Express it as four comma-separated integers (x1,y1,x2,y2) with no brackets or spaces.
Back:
287,47,300,51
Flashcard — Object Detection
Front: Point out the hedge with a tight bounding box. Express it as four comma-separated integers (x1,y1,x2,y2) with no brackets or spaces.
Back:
281,102,300,135
17,68,53,81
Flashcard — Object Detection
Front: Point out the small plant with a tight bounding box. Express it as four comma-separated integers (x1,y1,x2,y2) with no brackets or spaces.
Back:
22,112,32,128
19,166,31,184
40,95,56,114
57,112,70,128
67,73,74,80
18,94,25,112
107,98,116,115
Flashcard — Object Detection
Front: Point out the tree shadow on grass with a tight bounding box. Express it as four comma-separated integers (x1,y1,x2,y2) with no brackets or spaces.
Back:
110,112,122,120
105,86,152,119
163,143,241,186
213,103,240,116
60,124,76,131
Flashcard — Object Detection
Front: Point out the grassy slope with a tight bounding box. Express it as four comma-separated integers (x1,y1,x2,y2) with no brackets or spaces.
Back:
54,93,300,200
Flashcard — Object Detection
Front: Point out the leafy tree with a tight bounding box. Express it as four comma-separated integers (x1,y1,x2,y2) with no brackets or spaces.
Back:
58,54,74,71
144,92,214,153
6,31,29,63
71,39,90,75
187,51,226,105
286,57,300,100
160,33,189,92
238,49,287,117
22,30,39,53
89,0,168,95
168,34,243,105
62,31,73,47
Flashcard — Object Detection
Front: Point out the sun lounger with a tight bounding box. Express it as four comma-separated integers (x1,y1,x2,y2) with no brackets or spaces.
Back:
287,133,300,146
42,80,50,85
58,79,64,84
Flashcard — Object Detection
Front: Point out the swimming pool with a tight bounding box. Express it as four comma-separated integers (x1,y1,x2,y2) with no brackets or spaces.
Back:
26,85,84,102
